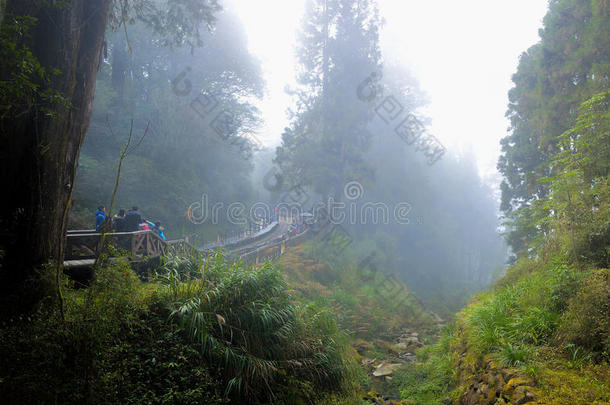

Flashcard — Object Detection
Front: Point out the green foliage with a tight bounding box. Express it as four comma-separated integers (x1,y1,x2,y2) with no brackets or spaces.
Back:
494,256,538,289
389,325,457,405
280,242,433,341
453,4,610,401
98,302,227,405
158,251,205,281
0,14,67,121
499,0,610,255
454,255,610,401
563,343,593,370
0,258,207,404
73,9,263,239
158,251,354,402
463,257,580,362
498,341,532,367
557,269,610,361
0,250,362,404
275,0,382,197
539,91,610,267
109,0,222,50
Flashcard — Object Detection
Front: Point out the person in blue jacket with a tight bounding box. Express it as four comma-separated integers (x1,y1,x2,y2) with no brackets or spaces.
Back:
148,220,166,240
95,205,106,232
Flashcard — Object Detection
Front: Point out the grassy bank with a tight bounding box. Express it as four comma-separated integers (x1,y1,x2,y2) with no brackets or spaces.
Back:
0,252,362,404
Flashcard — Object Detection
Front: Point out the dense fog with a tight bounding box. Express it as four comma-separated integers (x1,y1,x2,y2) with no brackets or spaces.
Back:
2,0,607,403
71,2,508,313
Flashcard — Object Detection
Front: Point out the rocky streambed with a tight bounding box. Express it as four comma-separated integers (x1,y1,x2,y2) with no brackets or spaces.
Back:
355,328,430,404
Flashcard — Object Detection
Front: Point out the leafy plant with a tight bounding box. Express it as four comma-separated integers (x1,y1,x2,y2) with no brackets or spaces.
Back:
564,343,593,370
391,325,458,405
498,342,532,367
557,269,610,362
159,252,352,401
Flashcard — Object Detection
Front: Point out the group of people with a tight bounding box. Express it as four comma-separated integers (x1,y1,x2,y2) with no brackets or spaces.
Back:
95,205,166,240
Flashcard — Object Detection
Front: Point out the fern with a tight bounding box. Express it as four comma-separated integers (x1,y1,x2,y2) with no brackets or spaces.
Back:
157,251,350,400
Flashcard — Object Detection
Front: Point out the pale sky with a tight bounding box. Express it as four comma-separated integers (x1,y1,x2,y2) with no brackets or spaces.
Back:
234,0,549,187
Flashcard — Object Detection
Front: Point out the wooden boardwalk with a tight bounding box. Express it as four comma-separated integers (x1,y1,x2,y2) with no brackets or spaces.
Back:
64,229,197,268
64,218,310,269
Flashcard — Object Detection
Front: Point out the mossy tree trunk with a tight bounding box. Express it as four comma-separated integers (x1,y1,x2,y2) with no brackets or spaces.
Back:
0,0,112,316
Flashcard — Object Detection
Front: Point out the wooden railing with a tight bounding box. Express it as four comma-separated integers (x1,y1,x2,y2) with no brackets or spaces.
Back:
64,220,302,269
235,228,311,265
65,230,198,263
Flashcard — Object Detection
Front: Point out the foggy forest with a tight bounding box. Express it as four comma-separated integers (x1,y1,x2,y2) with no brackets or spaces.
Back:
0,0,608,404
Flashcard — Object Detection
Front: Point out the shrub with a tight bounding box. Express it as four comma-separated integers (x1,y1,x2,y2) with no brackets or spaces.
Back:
556,269,610,361
159,253,353,402
494,257,537,289
0,259,225,405
391,325,457,405
97,301,226,404
464,257,580,361
509,306,558,345
498,342,532,366
0,310,97,404
465,287,519,352
158,251,204,281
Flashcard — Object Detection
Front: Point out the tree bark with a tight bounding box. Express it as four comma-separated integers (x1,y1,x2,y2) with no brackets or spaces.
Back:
0,0,112,316
111,36,128,99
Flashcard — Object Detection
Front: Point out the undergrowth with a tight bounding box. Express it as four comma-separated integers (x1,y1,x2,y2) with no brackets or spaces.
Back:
387,324,458,405
0,251,361,404
453,252,610,403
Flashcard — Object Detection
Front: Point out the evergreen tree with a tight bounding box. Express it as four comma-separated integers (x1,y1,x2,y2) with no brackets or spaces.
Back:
73,6,264,238
275,0,382,199
498,0,609,255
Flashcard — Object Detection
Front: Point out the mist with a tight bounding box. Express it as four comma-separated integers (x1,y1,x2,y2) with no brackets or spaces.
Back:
1,0,608,403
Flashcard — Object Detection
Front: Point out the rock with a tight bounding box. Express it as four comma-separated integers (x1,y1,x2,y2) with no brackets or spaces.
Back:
376,339,401,355
353,338,371,353
511,385,536,405
503,376,534,394
401,336,421,345
400,353,416,361
361,358,376,367
372,362,403,377
395,342,408,351
494,374,506,392
464,389,484,405
481,372,495,387
500,368,518,382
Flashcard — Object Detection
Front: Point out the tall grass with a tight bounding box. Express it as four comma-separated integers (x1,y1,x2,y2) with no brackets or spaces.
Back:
157,252,353,401
390,324,458,405
462,257,580,365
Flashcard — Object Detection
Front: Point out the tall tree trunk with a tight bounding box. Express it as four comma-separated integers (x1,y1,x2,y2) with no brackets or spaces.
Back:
0,0,112,317
111,36,128,100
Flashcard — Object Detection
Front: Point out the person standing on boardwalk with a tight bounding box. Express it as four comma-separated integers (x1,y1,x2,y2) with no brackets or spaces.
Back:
95,206,106,232
112,209,127,232
124,206,143,232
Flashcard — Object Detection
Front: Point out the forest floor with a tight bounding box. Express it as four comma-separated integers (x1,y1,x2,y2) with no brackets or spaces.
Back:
276,243,448,404
277,242,610,405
